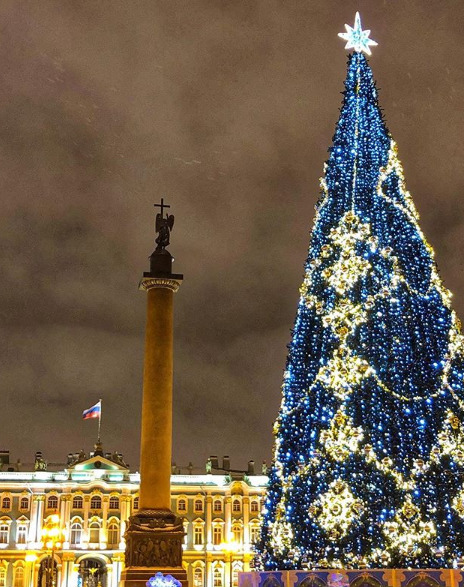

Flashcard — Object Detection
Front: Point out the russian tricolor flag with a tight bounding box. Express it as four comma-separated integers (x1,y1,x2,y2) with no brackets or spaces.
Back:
82,401,101,420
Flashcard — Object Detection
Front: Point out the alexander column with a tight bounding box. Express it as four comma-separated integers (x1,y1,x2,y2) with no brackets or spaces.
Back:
120,199,187,587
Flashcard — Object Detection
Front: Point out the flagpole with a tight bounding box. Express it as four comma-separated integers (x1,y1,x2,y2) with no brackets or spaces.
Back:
98,399,102,443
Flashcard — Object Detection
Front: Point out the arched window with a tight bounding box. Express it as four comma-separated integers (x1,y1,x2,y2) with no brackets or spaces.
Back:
90,495,102,510
47,495,58,510
70,522,82,546
194,499,203,513
0,568,6,587
133,497,139,510
232,524,242,544
0,523,9,544
72,496,83,509
177,498,187,512
232,563,242,587
1,497,11,510
14,566,24,587
250,500,259,513
213,525,223,545
232,499,241,513
17,523,28,544
107,523,119,547
19,498,29,511
109,496,119,510
213,499,222,513
194,525,203,546
250,524,260,543
213,568,223,587
89,522,100,544
193,567,204,587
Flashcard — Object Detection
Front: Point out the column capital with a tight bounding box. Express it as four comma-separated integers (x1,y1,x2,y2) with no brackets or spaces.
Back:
62,552,75,562
112,553,125,563
139,276,183,293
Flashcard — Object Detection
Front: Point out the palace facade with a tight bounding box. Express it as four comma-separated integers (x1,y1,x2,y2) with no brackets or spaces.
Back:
0,448,267,587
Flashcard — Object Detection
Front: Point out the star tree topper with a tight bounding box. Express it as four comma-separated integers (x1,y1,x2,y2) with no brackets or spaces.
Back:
338,12,378,55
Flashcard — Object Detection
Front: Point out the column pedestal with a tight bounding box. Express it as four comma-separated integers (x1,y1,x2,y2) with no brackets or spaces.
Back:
122,509,186,587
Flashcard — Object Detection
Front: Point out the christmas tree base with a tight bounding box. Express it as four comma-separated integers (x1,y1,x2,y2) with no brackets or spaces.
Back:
239,569,462,587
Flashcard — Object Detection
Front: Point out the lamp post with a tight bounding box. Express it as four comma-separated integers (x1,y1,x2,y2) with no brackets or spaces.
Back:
220,541,239,587
41,514,63,587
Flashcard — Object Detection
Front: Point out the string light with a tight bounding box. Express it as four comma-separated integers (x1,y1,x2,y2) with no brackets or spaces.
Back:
254,50,464,571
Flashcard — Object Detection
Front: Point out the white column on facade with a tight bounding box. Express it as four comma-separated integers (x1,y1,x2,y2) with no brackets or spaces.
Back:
56,561,62,587
60,554,74,587
65,495,72,545
206,555,212,587
33,562,41,587
242,497,250,548
70,563,80,587
205,495,212,546
83,496,90,545
60,495,72,547
111,555,124,587
29,497,39,544
106,562,113,587
225,497,232,542
119,496,130,549
102,496,109,547
35,495,45,543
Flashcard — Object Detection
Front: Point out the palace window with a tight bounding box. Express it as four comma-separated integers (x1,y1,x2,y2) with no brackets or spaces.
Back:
213,499,222,513
17,524,28,544
90,496,102,510
194,525,203,546
250,525,260,543
109,496,119,510
1,497,10,510
213,568,223,587
0,524,9,544
232,499,241,513
47,495,58,510
70,522,82,546
19,498,29,511
232,565,242,587
177,499,187,512
213,525,223,545
72,496,83,509
193,568,204,587
89,522,100,544
107,523,119,547
232,524,242,544
0,568,6,587
194,499,203,513
133,497,139,510
14,566,24,587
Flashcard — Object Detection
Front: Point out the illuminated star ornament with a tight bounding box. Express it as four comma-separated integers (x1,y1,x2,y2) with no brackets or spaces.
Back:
338,12,378,55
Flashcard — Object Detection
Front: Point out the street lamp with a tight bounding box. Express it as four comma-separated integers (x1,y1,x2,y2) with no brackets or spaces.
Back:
41,514,63,587
220,541,239,587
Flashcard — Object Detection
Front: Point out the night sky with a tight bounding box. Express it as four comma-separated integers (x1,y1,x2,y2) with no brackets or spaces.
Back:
1,1,464,472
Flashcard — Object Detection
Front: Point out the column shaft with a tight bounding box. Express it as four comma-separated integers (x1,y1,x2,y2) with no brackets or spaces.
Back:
139,287,174,510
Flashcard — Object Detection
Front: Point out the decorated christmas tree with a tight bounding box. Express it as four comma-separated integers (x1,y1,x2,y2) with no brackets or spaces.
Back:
256,14,464,571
